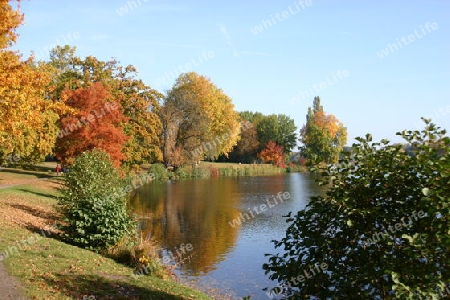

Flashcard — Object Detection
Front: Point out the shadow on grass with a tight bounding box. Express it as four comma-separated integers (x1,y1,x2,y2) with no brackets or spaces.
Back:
42,274,185,300
7,203,64,242
21,164,55,173
14,187,59,199
8,204,59,221
0,168,54,178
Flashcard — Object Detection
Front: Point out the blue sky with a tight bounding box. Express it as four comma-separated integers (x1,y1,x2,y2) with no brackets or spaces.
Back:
13,0,450,145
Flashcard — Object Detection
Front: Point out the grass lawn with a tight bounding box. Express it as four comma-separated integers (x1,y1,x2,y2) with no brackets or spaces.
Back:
0,170,212,299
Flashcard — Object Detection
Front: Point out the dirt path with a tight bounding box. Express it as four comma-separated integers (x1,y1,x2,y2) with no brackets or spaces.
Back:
0,261,26,300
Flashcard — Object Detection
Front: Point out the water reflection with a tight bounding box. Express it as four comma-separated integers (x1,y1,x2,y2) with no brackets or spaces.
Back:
130,177,243,274
130,173,326,298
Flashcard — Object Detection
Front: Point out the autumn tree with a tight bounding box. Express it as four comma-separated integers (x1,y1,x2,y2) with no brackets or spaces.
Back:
218,111,263,163
0,0,68,164
257,114,297,154
223,120,260,163
114,65,163,164
160,72,241,166
0,0,22,49
55,82,129,166
299,96,347,164
47,46,162,165
220,111,297,163
258,141,285,168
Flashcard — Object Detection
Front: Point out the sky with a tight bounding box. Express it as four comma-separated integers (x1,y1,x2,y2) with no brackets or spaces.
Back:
13,0,450,146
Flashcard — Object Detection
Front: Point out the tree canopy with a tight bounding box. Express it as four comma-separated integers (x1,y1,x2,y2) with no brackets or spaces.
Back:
0,0,68,164
1,1,299,169
258,141,285,168
160,72,241,166
55,82,129,166
219,111,298,165
48,45,163,165
299,96,347,164
224,120,260,163
257,114,297,154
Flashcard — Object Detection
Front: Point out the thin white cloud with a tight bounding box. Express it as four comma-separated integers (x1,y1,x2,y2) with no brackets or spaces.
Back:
219,24,233,47
218,24,241,60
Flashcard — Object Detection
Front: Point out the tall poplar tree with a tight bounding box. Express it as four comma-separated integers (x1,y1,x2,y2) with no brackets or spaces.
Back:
299,96,347,164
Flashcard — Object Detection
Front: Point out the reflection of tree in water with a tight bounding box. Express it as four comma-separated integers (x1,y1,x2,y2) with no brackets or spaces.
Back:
130,178,242,275
128,174,327,275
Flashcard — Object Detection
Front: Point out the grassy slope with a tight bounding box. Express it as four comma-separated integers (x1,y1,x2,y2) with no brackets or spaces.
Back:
0,170,211,300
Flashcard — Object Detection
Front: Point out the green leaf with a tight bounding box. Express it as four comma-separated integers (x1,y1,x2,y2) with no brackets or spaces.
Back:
421,188,430,196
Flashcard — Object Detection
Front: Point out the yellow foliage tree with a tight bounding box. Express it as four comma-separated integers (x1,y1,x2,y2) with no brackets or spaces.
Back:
160,72,241,165
0,0,67,163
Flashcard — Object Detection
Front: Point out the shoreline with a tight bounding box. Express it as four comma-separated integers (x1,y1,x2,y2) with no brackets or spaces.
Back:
0,167,212,299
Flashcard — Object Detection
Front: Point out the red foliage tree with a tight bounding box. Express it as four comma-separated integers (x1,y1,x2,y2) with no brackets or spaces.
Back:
258,141,286,168
56,82,129,166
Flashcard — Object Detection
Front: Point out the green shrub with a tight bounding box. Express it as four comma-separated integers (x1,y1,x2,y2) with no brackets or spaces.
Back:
219,167,231,177
192,165,211,178
58,149,134,251
175,166,190,179
148,163,169,180
263,120,450,298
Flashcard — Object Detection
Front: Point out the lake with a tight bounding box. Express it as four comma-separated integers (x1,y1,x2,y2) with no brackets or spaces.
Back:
130,172,325,299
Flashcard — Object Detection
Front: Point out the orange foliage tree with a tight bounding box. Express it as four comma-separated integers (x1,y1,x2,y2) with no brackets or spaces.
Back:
258,141,285,168
312,111,340,138
47,46,163,165
55,82,129,166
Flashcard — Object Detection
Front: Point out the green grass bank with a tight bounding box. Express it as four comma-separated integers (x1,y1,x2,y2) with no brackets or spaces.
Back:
0,168,212,299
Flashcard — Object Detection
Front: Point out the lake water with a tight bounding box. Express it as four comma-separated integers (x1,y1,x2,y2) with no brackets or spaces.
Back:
130,172,325,299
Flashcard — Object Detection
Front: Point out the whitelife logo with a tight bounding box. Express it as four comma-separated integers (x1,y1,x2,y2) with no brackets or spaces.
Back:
250,0,312,35
376,22,438,58
228,192,291,228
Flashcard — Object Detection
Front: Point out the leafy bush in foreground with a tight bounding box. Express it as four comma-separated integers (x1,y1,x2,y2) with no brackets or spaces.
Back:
58,149,134,251
263,120,450,299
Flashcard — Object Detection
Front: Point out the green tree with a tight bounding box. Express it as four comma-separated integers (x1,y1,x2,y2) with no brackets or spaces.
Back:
58,150,134,251
263,119,450,299
300,96,347,164
257,114,297,154
239,111,264,127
